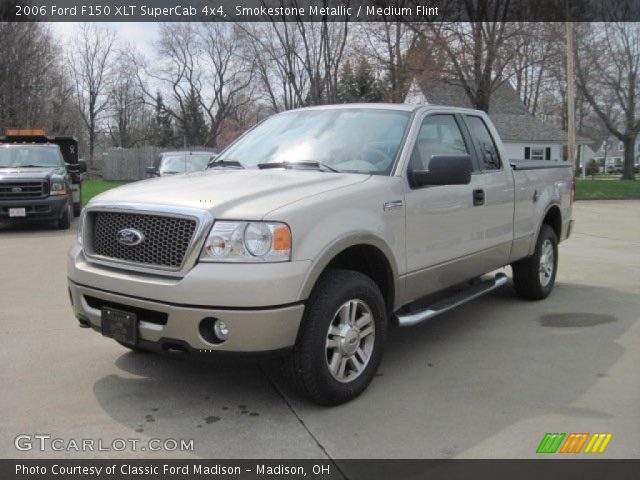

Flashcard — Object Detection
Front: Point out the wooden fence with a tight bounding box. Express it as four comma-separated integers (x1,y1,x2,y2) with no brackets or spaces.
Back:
100,147,217,181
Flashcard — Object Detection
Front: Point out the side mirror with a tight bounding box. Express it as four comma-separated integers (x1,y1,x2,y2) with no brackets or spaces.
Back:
145,166,158,176
409,155,472,188
66,160,87,174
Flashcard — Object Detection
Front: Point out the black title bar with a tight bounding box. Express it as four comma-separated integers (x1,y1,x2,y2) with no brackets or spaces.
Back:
2,0,640,22
3,459,640,480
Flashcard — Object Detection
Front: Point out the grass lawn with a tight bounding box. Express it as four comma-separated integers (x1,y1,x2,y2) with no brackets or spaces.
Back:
81,179,129,206
80,178,640,205
576,178,640,200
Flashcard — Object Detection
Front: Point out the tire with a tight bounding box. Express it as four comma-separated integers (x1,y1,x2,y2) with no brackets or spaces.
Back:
58,201,72,230
286,269,387,406
512,224,558,300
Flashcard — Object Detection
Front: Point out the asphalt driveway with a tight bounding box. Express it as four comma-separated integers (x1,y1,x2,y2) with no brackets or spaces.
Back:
1,201,638,459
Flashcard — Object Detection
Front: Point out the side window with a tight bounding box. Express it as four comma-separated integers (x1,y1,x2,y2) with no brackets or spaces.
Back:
409,114,470,173
466,116,501,170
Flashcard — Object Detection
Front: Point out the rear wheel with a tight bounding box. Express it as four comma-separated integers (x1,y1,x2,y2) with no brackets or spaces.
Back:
512,224,558,300
287,269,387,405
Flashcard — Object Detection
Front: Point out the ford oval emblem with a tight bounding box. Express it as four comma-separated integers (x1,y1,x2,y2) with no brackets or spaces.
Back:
117,228,144,246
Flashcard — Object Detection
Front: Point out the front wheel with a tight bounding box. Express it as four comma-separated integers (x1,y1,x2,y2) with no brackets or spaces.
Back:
57,201,72,230
512,224,558,300
287,269,387,405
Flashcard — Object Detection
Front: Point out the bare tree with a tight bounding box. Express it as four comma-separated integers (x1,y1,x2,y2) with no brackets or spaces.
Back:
128,23,253,148
198,23,254,148
408,0,526,112
576,22,640,180
108,55,150,148
0,23,78,131
239,7,350,112
69,24,116,166
355,21,417,102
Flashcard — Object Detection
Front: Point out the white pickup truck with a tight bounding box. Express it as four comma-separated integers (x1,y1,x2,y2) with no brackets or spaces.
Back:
68,104,574,405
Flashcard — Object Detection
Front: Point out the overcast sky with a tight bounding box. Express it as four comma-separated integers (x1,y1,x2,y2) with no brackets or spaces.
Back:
49,22,159,57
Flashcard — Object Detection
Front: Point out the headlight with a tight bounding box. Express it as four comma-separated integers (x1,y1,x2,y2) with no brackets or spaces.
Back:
200,221,291,263
77,209,85,245
50,181,67,195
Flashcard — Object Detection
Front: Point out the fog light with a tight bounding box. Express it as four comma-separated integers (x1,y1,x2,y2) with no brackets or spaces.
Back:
214,319,229,341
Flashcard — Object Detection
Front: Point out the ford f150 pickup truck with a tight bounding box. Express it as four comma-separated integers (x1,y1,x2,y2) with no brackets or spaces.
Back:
67,104,574,405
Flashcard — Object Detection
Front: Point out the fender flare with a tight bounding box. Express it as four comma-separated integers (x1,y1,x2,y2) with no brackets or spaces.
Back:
528,202,562,257
298,233,402,310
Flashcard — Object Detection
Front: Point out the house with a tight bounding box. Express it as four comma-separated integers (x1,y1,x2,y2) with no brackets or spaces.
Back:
404,78,591,162
591,135,640,169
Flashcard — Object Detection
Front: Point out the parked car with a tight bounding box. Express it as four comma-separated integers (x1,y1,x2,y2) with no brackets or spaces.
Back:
145,151,216,177
605,163,624,174
1,130,85,229
578,161,600,176
68,105,574,405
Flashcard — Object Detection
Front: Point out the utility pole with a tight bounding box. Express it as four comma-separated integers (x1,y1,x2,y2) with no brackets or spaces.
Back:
566,19,578,177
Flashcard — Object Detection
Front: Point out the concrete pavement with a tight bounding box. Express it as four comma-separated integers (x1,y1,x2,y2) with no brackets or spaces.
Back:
1,201,638,459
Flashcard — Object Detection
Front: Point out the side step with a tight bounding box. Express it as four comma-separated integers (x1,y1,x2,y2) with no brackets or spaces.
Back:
394,273,509,327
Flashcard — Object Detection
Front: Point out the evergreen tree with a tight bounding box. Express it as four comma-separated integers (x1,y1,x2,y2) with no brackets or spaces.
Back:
178,88,208,148
338,58,386,103
152,92,175,147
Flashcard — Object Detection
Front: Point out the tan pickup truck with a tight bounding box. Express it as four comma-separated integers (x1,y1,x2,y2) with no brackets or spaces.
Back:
68,104,574,405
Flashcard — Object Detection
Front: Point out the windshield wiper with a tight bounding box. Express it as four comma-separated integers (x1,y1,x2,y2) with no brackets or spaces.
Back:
207,158,244,169
257,161,341,173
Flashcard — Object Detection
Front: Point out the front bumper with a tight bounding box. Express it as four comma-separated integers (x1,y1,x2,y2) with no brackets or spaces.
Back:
0,195,69,220
69,279,304,353
67,244,310,353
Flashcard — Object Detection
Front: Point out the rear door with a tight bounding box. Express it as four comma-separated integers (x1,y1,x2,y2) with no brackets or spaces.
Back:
462,114,515,266
403,112,486,301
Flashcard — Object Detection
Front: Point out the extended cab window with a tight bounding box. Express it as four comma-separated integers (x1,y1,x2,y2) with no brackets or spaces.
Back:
465,116,501,170
409,114,470,172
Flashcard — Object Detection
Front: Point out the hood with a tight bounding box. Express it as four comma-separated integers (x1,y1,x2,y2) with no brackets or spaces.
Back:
0,167,62,180
90,169,370,219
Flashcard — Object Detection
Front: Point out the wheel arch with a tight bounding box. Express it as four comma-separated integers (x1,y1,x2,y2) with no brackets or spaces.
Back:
299,235,401,315
528,203,562,257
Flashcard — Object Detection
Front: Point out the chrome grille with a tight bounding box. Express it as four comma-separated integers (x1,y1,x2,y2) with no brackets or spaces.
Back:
89,211,198,269
0,181,47,199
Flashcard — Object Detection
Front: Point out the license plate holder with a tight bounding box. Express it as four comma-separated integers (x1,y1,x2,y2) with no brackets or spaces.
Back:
9,208,26,217
101,307,137,346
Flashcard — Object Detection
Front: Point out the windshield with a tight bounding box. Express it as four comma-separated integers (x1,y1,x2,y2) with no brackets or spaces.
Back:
0,146,63,168
217,108,411,175
160,153,212,174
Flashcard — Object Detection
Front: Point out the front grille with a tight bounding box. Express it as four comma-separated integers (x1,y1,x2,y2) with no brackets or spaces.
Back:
0,181,47,199
89,211,198,269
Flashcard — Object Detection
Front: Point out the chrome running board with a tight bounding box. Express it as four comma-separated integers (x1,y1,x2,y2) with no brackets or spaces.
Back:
394,273,509,327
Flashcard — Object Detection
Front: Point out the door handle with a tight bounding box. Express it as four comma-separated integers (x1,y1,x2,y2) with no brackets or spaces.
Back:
473,189,485,206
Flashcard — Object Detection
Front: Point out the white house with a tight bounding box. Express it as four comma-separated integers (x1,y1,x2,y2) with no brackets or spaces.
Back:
591,135,640,169
404,78,591,162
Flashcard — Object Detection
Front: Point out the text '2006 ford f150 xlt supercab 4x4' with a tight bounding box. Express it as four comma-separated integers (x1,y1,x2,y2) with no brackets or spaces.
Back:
67,104,574,405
